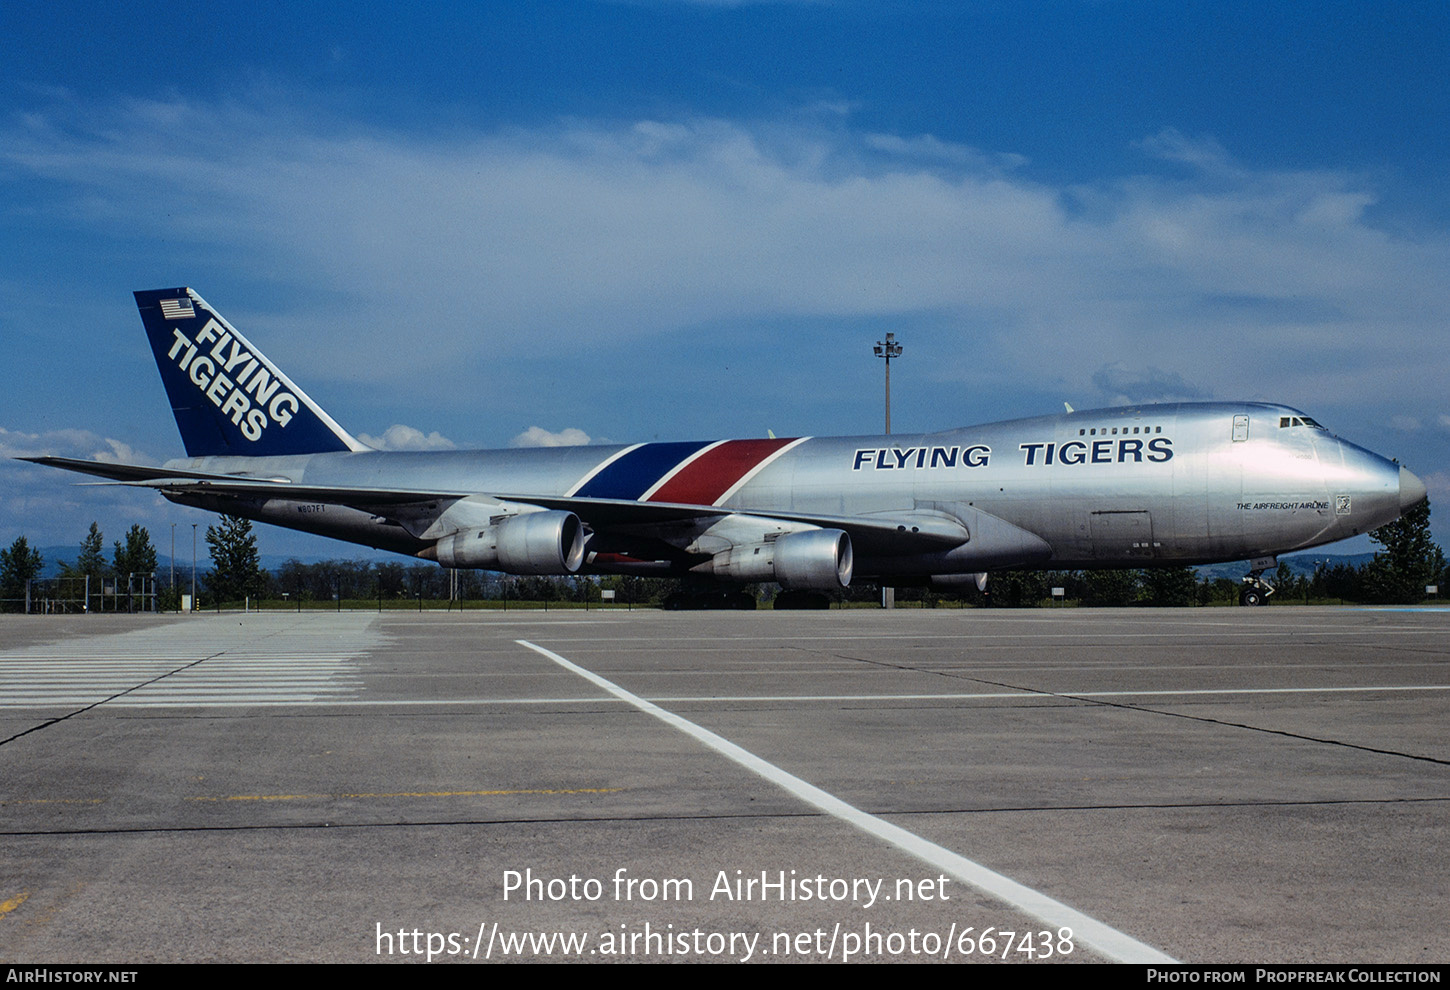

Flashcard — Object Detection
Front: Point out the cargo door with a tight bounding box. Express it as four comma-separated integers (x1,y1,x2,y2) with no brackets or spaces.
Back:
1089,510,1158,559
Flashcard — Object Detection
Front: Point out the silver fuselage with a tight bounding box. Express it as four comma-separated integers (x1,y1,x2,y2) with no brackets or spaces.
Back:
161,402,1417,579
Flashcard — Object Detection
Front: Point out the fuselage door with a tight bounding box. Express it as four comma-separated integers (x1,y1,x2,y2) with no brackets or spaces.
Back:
1232,415,1249,442
1089,510,1157,559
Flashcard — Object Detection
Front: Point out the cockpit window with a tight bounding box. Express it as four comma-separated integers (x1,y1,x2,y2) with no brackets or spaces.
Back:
1279,416,1327,430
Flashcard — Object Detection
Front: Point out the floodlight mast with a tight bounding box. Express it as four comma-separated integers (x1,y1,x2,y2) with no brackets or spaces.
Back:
873,333,902,435
873,333,903,609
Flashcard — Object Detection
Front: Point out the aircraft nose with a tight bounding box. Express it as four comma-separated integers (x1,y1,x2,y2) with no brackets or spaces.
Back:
1399,465,1428,512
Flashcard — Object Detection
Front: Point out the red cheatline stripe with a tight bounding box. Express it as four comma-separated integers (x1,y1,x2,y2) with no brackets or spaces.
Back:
646,438,797,506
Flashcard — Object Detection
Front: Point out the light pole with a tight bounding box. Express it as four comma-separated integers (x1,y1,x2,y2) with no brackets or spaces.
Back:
170,523,176,607
873,333,902,434
873,333,902,609
191,523,197,612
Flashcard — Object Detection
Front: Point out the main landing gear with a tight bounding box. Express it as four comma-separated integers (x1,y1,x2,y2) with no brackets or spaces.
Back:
1240,557,1277,606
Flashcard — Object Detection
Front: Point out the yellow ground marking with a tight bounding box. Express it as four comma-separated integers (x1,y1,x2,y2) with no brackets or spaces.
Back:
0,891,29,918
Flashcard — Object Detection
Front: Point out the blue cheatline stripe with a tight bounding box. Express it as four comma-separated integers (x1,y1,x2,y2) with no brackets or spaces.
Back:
573,440,713,500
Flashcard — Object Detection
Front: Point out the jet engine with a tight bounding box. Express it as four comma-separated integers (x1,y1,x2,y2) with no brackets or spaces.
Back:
928,572,989,592
701,528,853,590
431,510,586,574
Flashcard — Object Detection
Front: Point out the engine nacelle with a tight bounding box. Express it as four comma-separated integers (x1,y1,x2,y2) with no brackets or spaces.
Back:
928,572,989,592
432,510,586,574
703,528,853,590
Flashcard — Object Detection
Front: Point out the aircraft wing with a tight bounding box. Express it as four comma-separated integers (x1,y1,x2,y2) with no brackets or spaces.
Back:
500,494,970,554
21,456,474,506
22,456,970,555
19,456,246,485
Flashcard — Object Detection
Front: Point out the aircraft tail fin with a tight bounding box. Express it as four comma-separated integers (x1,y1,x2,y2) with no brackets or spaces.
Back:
135,288,366,458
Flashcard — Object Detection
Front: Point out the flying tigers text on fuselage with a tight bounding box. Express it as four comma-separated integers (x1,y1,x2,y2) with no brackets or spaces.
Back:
849,437,1173,471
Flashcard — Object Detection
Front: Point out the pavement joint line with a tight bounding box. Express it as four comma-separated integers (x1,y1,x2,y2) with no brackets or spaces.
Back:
0,649,233,748
7,795,1450,841
951,676,1450,769
811,647,1450,768
515,638,1177,966
1062,696,1450,767
182,787,624,802
4,683,1449,711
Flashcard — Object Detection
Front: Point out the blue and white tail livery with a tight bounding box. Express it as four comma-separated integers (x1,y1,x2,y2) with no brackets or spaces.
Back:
135,288,367,458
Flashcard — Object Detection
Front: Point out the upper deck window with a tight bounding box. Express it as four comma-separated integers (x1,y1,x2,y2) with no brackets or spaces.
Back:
1080,424,1161,437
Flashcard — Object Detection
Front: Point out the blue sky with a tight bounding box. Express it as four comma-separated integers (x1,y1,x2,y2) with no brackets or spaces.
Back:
3,0,1448,560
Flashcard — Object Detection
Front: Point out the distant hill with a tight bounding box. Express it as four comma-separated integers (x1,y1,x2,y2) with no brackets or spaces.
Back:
33,547,401,581
1193,552,1376,582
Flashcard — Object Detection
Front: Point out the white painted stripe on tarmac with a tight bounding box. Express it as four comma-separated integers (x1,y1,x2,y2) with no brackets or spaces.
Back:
0,617,376,708
516,638,1177,965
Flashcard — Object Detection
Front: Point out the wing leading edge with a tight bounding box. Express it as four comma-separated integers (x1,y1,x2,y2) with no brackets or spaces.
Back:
23,454,985,557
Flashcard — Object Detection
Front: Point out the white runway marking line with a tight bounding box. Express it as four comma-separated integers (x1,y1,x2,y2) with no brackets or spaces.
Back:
0,617,376,710
0,656,362,707
516,639,1177,965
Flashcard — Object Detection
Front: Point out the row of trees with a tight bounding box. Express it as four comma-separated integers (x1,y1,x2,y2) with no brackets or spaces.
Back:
1,516,262,611
1,514,618,610
0,537,43,608
4,501,1445,610
63,521,160,583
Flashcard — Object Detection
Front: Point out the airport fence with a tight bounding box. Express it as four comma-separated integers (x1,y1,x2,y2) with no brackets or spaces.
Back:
0,576,160,614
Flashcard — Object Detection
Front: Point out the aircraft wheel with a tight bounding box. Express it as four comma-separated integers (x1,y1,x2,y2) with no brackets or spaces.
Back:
1241,588,1264,607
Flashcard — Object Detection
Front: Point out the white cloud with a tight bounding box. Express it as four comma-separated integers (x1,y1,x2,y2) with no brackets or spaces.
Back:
1091,364,1210,405
863,132,1027,172
356,424,456,451
0,426,155,464
9,99,1445,401
510,426,593,448
1422,470,1450,507
3,96,1448,481
0,425,179,553
1135,128,1239,175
